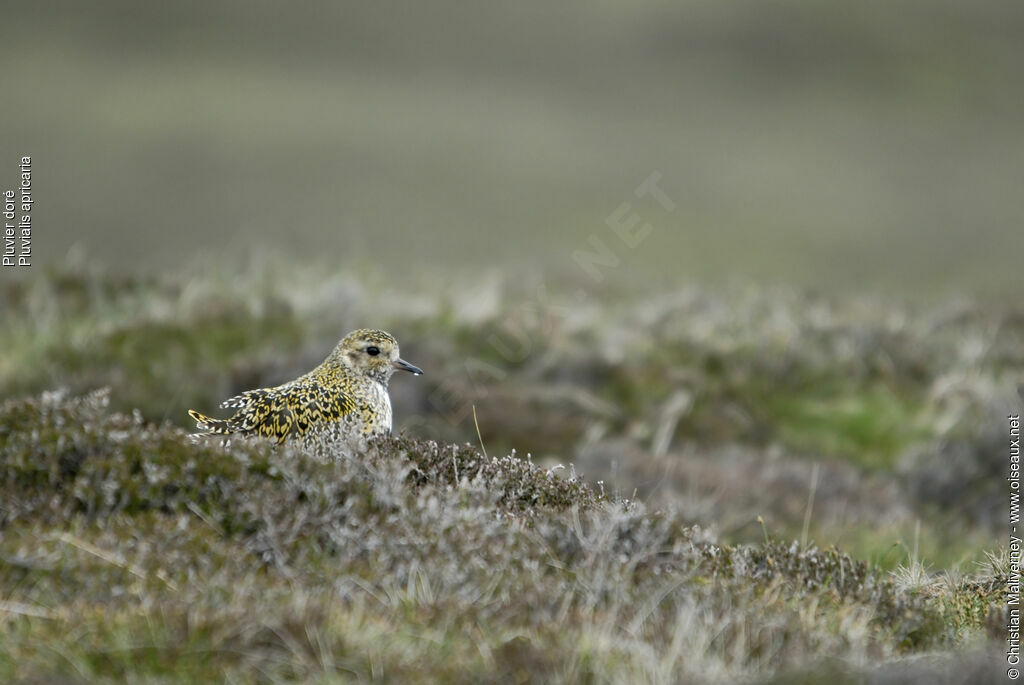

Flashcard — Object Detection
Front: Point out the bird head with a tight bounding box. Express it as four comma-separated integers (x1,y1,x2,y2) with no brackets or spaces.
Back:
335,328,423,384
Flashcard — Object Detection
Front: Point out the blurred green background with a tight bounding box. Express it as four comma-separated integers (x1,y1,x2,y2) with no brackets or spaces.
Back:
3,0,1021,298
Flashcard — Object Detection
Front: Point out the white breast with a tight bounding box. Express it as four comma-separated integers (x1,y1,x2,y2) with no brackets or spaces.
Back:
365,382,393,435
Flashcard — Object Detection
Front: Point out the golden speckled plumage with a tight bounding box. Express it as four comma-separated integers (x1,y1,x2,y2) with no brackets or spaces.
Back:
188,328,422,451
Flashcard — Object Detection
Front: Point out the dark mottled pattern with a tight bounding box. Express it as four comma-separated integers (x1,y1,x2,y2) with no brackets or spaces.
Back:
188,328,405,447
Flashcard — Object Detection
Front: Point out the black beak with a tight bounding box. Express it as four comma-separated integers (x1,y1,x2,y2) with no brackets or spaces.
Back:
392,358,423,375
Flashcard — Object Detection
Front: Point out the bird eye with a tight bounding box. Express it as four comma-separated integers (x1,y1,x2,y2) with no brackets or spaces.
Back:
366,346,380,356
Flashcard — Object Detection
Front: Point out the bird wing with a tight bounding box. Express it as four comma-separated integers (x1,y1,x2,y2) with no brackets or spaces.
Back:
220,387,292,443
221,380,358,444
287,380,358,438
220,388,271,411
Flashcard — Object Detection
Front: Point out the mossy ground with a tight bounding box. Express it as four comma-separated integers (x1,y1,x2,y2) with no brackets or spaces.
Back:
0,264,1016,682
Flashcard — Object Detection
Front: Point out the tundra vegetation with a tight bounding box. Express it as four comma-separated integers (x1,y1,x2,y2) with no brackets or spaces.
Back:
0,262,1013,683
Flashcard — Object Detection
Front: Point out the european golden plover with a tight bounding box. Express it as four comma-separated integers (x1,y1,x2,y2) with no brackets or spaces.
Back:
188,328,422,451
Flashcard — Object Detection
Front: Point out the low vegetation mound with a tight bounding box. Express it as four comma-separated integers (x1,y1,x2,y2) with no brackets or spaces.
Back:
0,390,1004,683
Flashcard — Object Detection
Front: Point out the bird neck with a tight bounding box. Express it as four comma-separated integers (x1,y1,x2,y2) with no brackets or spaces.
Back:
364,368,392,386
